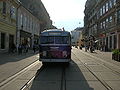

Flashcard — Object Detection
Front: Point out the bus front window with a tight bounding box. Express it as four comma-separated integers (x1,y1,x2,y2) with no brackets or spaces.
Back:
55,37,69,44
40,36,70,44
40,36,54,44
63,37,69,44
40,36,48,44
55,37,62,44
49,37,54,44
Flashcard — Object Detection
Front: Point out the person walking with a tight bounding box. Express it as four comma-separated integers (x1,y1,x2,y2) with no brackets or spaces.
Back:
18,44,22,54
33,44,36,53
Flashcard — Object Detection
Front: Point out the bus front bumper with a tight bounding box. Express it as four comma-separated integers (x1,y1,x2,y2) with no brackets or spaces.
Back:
39,59,71,62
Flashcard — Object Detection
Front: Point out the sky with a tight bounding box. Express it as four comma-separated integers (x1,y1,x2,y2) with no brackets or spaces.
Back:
41,0,87,31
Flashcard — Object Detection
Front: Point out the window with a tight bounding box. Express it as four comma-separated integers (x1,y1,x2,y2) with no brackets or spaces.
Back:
117,10,120,23
106,18,109,28
10,6,16,19
1,33,5,49
103,5,105,14
109,16,112,23
103,21,106,29
24,16,27,28
40,36,69,44
106,2,109,12
114,35,117,49
20,14,23,26
113,0,116,5
100,8,103,16
100,22,103,29
2,2,6,14
110,36,112,48
28,16,30,29
109,0,112,9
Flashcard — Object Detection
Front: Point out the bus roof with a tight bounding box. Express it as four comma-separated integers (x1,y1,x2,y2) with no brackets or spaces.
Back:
40,29,70,36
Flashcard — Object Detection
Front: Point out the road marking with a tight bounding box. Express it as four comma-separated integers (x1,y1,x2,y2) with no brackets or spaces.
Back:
0,60,41,88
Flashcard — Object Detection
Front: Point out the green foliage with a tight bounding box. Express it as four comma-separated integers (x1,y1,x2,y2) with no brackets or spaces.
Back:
112,49,120,54
118,51,120,54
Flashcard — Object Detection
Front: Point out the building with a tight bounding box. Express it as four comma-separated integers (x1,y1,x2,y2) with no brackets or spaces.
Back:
0,0,18,53
17,3,41,48
0,0,53,53
84,0,120,51
19,0,53,31
71,27,84,46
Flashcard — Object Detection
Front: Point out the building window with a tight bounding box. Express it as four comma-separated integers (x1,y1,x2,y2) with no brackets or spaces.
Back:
114,35,117,49
106,18,109,28
103,21,106,29
106,2,109,12
2,2,6,14
24,16,27,28
109,0,112,9
100,8,103,16
113,0,116,5
103,5,106,14
109,36,112,48
100,22,103,29
20,14,23,26
117,10,120,23
109,16,113,23
97,11,100,19
10,6,16,19
1,33,5,49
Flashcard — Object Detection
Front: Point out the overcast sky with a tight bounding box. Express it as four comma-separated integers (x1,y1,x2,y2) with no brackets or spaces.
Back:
41,0,87,31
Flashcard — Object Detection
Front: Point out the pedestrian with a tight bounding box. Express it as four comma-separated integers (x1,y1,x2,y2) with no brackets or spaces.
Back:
33,44,36,53
18,44,22,54
25,44,29,53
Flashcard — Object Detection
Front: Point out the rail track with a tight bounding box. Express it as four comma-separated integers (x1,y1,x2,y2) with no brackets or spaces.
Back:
72,50,120,90
21,63,67,90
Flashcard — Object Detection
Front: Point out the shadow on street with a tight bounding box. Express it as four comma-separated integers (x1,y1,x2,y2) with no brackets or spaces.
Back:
27,60,94,90
0,51,38,65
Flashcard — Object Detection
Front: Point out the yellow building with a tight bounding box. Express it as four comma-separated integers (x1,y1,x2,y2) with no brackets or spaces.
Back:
0,0,18,53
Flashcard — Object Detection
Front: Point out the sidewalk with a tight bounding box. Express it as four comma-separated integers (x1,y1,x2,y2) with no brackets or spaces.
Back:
0,50,39,84
0,50,39,65
79,47,120,68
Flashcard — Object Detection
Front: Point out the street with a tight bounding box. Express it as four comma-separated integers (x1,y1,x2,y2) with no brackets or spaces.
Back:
0,48,120,90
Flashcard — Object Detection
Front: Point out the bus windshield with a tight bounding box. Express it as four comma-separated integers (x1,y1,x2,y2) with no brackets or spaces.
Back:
40,36,69,44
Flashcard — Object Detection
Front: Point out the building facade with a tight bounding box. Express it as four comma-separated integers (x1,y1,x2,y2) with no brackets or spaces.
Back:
0,0,53,53
0,0,18,53
84,0,120,51
17,4,41,48
19,0,53,31
71,27,84,46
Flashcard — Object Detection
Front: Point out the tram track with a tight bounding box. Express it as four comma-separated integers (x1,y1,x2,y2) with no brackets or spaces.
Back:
0,60,40,89
79,50,120,76
20,65,45,90
72,52,113,90
21,63,67,90
60,66,66,90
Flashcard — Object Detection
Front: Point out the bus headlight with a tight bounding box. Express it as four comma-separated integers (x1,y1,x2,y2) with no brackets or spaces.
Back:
63,51,67,57
43,51,46,56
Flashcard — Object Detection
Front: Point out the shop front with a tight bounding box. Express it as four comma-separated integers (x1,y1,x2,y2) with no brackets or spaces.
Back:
20,30,32,48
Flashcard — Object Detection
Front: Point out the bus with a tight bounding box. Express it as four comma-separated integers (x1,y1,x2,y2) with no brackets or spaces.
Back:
39,29,71,64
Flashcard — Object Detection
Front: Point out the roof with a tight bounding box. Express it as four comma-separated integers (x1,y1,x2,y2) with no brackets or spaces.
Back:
41,29,70,36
